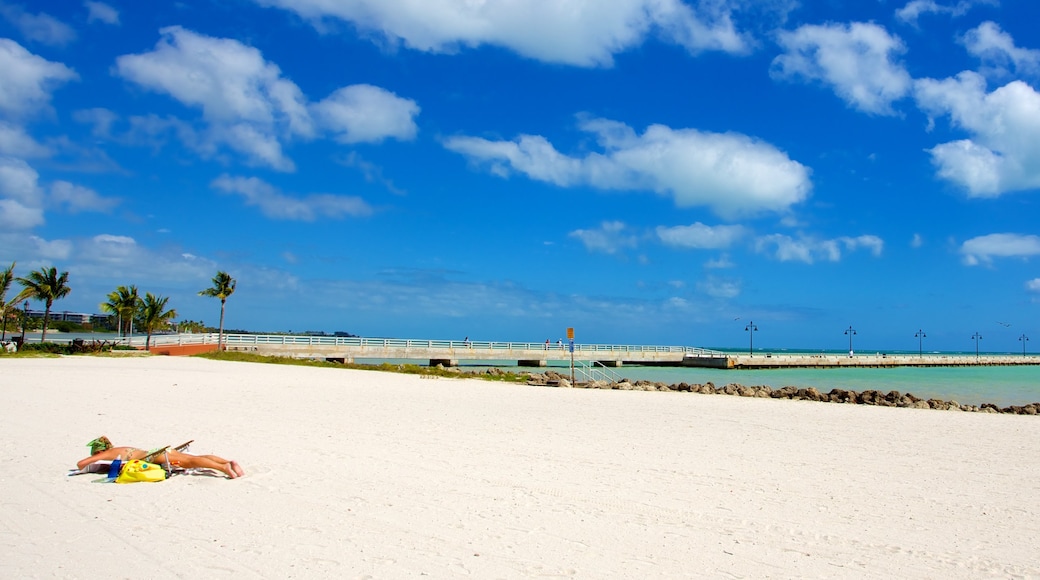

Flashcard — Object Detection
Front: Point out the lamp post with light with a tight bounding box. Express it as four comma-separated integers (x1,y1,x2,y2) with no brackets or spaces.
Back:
971,332,982,361
845,325,856,357
745,320,758,357
1020,334,1029,357
20,300,28,344
915,329,926,358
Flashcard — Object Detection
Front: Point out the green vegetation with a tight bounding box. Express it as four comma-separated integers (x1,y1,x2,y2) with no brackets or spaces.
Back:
16,266,72,342
193,350,528,383
137,293,177,351
100,285,140,336
0,340,137,356
198,271,236,350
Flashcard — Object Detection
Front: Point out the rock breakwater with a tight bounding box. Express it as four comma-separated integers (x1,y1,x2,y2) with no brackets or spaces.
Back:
521,370,1040,415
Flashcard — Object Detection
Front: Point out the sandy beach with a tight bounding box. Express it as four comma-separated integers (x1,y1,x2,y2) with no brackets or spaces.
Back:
2,356,1039,578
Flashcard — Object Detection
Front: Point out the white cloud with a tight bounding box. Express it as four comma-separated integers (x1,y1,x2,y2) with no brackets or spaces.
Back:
49,181,119,213
895,0,992,25
771,22,911,115
0,155,41,204
0,38,77,120
0,2,76,46
445,117,811,218
115,27,420,171
0,198,43,229
0,121,48,157
705,254,734,269
697,276,741,299
312,85,419,144
914,71,1040,196
252,0,749,67
569,221,640,254
911,233,924,248
211,174,373,221
115,26,309,171
755,233,883,264
960,233,1040,265
962,21,1040,80
656,222,747,249
1027,278,1040,293
84,1,119,25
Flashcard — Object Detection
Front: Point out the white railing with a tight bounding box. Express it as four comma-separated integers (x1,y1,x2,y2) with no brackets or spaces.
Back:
574,360,624,384
126,333,724,357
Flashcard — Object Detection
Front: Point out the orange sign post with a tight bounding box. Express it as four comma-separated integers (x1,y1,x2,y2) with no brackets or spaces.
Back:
567,328,575,385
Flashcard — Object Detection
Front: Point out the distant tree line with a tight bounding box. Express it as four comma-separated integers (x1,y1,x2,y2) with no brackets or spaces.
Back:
1,262,236,351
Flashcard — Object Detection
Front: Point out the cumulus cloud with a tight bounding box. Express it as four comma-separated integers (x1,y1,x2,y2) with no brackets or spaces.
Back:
755,233,883,264
914,71,1040,196
569,221,640,254
114,27,420,171
771,22,911,115
1027,278,1040,293
0,39,77,120
312,85,419,144
84,1,119,25
445,117,811,218
960,233,1040,265
962,21,1040,80
252,0,749,67
656,222,747,249
0,2,76,46
211,174,373,221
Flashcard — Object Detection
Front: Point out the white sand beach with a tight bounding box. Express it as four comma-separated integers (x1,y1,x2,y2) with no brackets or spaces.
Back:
2,356,1039,578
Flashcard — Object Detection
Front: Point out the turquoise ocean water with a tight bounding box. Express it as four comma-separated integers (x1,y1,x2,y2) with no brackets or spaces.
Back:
422,348,1040,407
439,360,1040,407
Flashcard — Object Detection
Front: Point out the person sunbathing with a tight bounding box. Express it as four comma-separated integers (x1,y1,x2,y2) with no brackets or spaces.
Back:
78,436,245,479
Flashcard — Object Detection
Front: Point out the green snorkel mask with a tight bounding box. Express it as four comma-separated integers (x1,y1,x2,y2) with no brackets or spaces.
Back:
87,436,112,455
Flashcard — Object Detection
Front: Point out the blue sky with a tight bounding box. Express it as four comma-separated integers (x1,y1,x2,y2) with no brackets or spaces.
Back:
2,0,1040,352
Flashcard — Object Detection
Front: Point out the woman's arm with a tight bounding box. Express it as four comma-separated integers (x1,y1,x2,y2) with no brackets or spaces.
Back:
76,447,121,469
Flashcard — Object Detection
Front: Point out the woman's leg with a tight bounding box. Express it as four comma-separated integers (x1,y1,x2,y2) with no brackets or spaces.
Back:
164,450,243,478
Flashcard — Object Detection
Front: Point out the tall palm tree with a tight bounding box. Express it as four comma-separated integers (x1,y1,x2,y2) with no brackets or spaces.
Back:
198,271,236,350
1,262,31,341
99,285,140,337
136,292,177,351
16,266,71,342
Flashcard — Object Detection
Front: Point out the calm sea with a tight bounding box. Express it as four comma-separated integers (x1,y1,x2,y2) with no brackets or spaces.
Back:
447,351,1040,408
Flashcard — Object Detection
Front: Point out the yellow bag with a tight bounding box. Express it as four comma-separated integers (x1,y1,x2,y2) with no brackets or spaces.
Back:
115,460,166,483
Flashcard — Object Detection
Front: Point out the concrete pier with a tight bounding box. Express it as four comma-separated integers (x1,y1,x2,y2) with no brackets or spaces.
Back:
683,353,1040,369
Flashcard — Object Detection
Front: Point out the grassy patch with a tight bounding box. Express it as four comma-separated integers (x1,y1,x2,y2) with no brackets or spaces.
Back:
193,351,529,383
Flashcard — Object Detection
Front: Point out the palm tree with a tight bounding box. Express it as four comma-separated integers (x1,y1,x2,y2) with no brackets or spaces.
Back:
198,271,236,350
136,292,177,351
1,262,31,341
16,266,71,342
99,285,140,338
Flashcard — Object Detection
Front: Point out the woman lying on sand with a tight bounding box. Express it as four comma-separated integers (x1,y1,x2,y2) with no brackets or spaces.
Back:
78,436,245,479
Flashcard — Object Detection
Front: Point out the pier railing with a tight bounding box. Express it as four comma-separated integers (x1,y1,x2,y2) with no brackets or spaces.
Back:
116,333,724,358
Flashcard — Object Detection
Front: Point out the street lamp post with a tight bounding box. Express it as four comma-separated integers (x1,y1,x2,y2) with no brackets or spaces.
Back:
915,329,926,357
1020,334,1029,357
971,332,982,361
745,321,758,357
844,325,856,357
20,300,28,344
